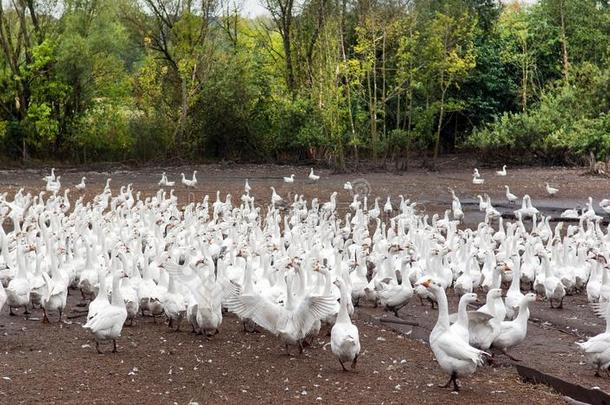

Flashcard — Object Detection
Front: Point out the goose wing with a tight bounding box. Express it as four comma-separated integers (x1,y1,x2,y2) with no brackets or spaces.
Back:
83,305,126,332
292,294,338,336
435,331,486,365
225,284,286,334
448,311,494,325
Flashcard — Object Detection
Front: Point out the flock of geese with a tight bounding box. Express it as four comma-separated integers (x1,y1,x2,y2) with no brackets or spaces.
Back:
0,166,610,393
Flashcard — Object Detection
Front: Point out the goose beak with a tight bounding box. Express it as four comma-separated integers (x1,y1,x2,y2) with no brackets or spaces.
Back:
421,279,431,288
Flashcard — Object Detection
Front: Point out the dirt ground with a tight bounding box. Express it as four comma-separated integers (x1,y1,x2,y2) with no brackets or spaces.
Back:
1,163,610,404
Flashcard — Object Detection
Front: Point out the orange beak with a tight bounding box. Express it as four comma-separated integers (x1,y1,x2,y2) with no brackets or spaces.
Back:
422,279,431,288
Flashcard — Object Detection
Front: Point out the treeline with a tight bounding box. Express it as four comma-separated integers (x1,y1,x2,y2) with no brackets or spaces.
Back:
0,0,607,168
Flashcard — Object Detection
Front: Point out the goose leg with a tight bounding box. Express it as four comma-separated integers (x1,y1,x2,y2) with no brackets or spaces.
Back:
595,364,601,377
558,297,564,309
23,305,30,315
42,308,49,323
452,375,460,392
112,339,118,353
58,308,63,323
351,355,358,370
549,298,554,309
9,306,15,316
339,359,348,372
298,341,304,355
96,341,103,354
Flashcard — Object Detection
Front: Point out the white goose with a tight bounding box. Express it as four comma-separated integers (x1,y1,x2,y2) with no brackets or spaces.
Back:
472,174,484,185
225,270,336,354
75,176,87,192
181,171,198,189
308,168,320,181
83,269,127,353
331,278,360,371
496,165,507,176
283,174,295,183
5,245,32,316
0,280,6,312
492,293,536,361
421,278,487,392
504,185,518,204
545,182,558,196
577,299,610,376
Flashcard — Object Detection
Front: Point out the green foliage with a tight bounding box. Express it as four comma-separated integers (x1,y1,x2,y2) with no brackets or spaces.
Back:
0,0,606,165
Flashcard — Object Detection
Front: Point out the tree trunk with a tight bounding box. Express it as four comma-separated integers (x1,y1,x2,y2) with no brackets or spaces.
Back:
559,0,569,83
433,84,447,168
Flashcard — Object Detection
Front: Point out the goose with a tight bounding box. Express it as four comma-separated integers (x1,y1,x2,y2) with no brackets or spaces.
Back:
492,293,536,361
166,258,224,337
454,255,476,297
283,174,295,183
182,171,197,189
75,177,87,192
545,182,558,196
472,175,484,185
244,179,251,193
161,271,187,331
477,195,489,211
374,257,413,317
420,278,487,392
505,258,526,320
383,197,392,215
5,245,32,316
46,176,61,193
577,299,610,377
158,172,167,186
0,281,6,312
450,292,479,343
83,269,127,354
467,288,503,351
561,208,580,219
542,255,566,309
225,270,336,354
368,197,381,221
514,195,538,218
496,165,507,176
308,168,320,181
331,278,360,371
504,185,518,204
41,270,68,323
43,168,56,182
87,269,110,322
599,199,610,214
270,187,283,206
343,181,352,191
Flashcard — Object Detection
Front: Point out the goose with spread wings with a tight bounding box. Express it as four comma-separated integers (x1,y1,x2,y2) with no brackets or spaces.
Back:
225,267,337,354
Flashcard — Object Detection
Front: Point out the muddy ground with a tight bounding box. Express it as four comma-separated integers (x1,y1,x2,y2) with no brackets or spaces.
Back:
1,163,609,404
